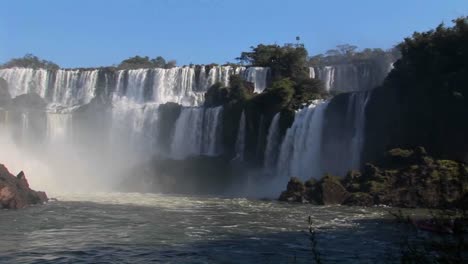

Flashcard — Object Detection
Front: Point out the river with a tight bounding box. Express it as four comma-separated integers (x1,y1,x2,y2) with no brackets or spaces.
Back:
0,192,402,263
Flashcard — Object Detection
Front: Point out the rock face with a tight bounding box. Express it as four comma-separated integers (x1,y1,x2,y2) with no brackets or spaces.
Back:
279,147,468,209
0,164,48,209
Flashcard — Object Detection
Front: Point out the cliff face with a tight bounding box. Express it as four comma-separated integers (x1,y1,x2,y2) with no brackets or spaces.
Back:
0,164,48,209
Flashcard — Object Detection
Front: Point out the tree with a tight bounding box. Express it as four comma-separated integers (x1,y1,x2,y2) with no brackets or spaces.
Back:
118,56,177,69
151,56,166,68
237,44,309,81
336,44,358,55
2,54,59,70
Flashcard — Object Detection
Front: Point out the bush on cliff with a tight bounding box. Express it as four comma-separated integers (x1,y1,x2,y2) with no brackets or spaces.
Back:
279,147,468,209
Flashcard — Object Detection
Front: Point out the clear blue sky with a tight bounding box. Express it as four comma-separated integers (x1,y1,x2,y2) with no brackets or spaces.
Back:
1,0,467,68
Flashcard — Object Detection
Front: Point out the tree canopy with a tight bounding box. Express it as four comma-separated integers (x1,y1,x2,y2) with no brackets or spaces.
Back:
309,44,399,67
118,55,177,69
237,43,309,81
1,54,59,70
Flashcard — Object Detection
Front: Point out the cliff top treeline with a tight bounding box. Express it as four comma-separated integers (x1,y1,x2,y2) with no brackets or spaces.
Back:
1,43,396,71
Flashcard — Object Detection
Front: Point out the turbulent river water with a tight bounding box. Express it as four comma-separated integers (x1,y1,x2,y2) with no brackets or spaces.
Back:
0,193,403,263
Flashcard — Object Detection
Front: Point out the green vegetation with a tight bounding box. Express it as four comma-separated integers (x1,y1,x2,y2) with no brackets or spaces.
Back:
1,54,59,70
118,55,176,69
238,43,309,81
309,44,398,67
363,17,468,163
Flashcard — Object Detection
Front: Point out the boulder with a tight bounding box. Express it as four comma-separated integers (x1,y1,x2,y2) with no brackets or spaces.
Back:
315,175,350,205
279,177,309,203
0,164,48,209
343,192,374,207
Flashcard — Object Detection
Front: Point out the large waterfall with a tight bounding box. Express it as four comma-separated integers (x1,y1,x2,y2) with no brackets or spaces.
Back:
0,61,384,195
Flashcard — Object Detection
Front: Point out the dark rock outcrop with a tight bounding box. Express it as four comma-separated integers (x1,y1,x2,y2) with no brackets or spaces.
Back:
279,175,349,205
0,164,48,209
279,177,309,203
279,147,468,209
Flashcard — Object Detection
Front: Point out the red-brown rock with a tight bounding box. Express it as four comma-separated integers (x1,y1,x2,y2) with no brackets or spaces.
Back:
0,164,48,209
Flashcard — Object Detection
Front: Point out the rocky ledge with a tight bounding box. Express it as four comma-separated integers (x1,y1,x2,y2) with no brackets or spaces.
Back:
279,147,468,209
0,164,48,209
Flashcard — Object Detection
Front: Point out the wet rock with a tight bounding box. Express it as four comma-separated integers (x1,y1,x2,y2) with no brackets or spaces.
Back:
344,147,468,208
343,192,373,207
279,177,309,203
0,164,48,209
315,174,350,205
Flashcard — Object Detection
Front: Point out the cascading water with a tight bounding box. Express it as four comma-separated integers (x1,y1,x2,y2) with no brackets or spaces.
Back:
1,62,383,195
46,113,73,144
170,106,223,159
233,111,246,162
0,68,99,110
277,101,328,181
201,106,223,156
263,113,280,169
347,91,371,170
243,67,269,93
309,63,393,92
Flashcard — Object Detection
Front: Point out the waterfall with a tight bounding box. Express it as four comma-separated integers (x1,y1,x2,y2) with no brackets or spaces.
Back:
46,113,73,144
309,62,393,92
110,98,160,157
263,113,280,169
243,67,269,93
201,106,223,156
309,67,316,79
233,111,246,161
0,66,269,109
51,70,99,109
170,106,223,159
277,101,328,181
0,68,49,98
348,91,371,170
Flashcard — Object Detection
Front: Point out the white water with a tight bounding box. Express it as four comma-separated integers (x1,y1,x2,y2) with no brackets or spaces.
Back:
170,106,223,159
348,92,371,170
243,67,269,93
263,113,281,169
309,63,392,92
277,101,328,181
233,110,246,162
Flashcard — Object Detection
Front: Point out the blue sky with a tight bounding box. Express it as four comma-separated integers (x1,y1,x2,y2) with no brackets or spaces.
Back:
1,0,467,68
